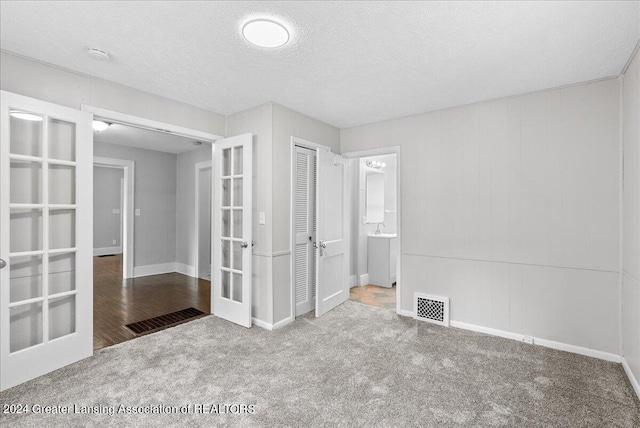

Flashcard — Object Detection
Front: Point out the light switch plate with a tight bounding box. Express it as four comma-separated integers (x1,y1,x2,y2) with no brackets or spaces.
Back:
112,240,117,245
259,212,266,225
135,209,141,216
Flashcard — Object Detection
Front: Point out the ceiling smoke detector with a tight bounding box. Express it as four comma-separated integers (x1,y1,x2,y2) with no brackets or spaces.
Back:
87,48,110,61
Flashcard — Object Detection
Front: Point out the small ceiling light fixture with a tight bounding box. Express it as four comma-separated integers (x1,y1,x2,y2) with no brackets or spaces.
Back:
193,141,202,146
87,47,110,61
92,120,111,132
9,110,43,121
366,160,384,169
242,19,290,48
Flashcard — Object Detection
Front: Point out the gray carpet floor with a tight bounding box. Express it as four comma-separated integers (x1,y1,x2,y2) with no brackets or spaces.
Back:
1,300,639,427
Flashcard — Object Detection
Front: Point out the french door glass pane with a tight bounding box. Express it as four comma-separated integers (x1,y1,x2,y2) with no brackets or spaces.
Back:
222,209,230,237
232,209,242,238
222,179,231,206
9,255,43,303
232,241,242,270
233,178,243,206
221,240,230,268
48,118,76,161
49,252,76,295
49,209,75,249
222,148,231,176
232,273,242,302
10,160,42,204
10,302,43,353
221,271,230,299
49,165,76,204
233,146,243,174
49,295,76,340
10,209,43,253
10,113,42,157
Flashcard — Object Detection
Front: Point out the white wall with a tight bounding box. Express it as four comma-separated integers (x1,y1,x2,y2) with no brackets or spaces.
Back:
175,146,212,275
622,46,640,393
93,166,123,252
341,78,621,355
0,52,225,135
94,142,177,269
271,103,341,324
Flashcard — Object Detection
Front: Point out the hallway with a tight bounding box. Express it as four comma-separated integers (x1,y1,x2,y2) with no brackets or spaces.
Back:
93,254,210,350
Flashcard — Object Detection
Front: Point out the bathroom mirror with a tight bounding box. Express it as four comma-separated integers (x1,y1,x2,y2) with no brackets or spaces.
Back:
366,172,385,223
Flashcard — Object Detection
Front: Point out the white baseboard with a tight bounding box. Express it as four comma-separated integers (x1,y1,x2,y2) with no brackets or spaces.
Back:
272,317,293,330
252,316,293,331
349,275,358,288
93,246,122,256
359,273,369,286
398,309,413,318
622,357,640,400
252,317,272,330
175,263,195,277
133,262,177,278
450,320,621,363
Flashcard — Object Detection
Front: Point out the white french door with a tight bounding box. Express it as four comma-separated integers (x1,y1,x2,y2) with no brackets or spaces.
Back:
212,133,252,327
315,148,349,317
0,91,93,391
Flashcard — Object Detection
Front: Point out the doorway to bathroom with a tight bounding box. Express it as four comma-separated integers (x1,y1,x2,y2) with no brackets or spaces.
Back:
343,148,401,314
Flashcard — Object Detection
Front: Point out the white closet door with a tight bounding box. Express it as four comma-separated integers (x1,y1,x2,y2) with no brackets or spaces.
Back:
294,146,316,317
212,133,252,327
0,91,93,391
315,148,349,317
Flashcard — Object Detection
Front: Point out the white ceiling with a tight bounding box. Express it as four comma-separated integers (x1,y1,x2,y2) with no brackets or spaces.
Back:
94,121,209,154
1,1,639,128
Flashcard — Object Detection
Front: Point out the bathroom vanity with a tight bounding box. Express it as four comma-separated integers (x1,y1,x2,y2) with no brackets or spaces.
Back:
367,234,398,288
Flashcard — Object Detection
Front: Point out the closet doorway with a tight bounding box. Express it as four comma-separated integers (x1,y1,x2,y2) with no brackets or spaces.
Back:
290,137,350,319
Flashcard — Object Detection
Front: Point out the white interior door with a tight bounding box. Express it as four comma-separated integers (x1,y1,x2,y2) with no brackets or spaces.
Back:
315,148,349,317
294,146,316,317
212,133,252,327
0,91,93,391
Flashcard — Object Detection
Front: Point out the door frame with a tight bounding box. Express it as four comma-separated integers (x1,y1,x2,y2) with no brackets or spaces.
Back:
289,136,331,321
80,105,222,143
93,157,135,279
81,105,223,282
342,146,402,315
194,160,213,280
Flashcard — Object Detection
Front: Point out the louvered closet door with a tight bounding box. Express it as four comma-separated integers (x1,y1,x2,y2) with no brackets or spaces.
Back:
294,146,316,317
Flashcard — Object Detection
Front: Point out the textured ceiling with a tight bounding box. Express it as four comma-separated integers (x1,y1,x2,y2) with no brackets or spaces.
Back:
94,121,209,154
1,1,639,128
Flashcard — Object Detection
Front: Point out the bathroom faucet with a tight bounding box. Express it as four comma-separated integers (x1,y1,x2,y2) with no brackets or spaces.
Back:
375,223,385,235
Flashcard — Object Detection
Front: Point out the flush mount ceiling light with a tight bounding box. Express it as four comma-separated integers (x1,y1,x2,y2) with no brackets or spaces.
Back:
92,120,111,132
242,19,290,48
87,47,110,61
9,110,43,121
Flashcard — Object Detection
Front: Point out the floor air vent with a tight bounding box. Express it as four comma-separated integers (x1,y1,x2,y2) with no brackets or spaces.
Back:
125,307,206,335
414,293,449,327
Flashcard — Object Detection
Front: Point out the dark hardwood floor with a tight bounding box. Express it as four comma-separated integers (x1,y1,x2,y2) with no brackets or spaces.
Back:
93,254,211,350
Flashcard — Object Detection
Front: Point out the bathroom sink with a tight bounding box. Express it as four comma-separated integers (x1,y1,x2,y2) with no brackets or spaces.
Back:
368,233,397,238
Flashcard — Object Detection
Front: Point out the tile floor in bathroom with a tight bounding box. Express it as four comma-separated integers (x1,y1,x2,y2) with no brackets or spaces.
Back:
349,284,396,310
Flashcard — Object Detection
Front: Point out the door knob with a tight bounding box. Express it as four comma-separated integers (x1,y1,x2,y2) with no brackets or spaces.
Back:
240,241,249,249
0,259,5,269
319,240,326,256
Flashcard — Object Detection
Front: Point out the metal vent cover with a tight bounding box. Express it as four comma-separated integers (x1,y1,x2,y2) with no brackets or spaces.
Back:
414,293,449,327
